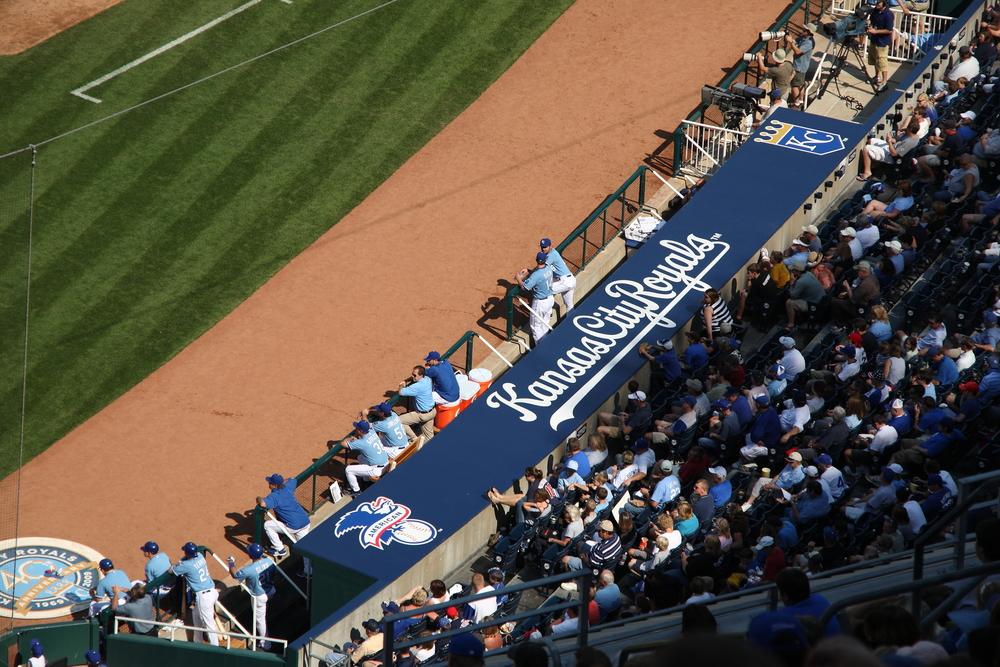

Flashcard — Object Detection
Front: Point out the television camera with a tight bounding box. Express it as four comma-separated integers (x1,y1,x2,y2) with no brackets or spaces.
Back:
821,5,870,43
701,83,766,130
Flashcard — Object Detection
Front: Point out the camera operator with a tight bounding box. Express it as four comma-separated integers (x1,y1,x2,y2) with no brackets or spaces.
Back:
786,24,816,108
755,48,794,100
867,0,894,90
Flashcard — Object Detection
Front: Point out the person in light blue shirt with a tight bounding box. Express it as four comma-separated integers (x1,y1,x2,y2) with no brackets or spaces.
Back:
791,481,831,523
229,543,275,650
424,350,460,403
518,253,556,344
173,542,220,646
398,366,435,441
915,318,947,353
557,460,586,494
651,462,681,508
783,241,810,272
344,421,389,494
540,237,576,312
369,403,408,452
93,559,131,600
139,542,171,584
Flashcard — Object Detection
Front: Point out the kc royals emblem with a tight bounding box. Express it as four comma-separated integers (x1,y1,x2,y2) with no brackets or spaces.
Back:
0,538,104,619
754,120,847,156
333,497,438,550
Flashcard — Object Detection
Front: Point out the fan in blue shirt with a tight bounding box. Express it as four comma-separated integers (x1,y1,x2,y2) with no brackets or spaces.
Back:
683,337,710,370
423,351,460,402
930,349,958,386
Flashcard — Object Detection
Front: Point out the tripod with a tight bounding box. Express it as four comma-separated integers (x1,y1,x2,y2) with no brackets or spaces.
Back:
814,35,880,104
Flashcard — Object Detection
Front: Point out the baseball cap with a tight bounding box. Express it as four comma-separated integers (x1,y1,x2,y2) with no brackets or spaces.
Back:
632,438,650,452
449,634,485,659
770,88,783,100
686,378,703,392
536,251,548,264
446,606,459,619
804,22,818,33
892,398,904,410
424,350,441,361
985,311,998,325
248,543,264,559
85,649,101,666
539,238,552,248
841,345,856,358
628,390,647,401
372,402,392,415
778,336,796,349
724,386,740,398
99,558,113,571
840,226,856,237
381,600,400,614
887,240,903,253
682,396,697,407
712,399,730,411
658,339,674,350
961,110,977,120
182,542,199,556
747,611,808,656
30,640,44,658
754,393,770,405
362,619,381,632
353,420,371,434
881,466,896,481
927,345,943,357
927,473,944,486
786,451,803,462
599,519,615,532
753,535,775,551
769,363,786,379
264,473,284,486
888,463,904,475
802,224,819,235
565,459,579,471
959,381,980,394
791,237,808,247
817,453,833,466
856,260,873,272
139,541,159,554
660,460,675,473
708,466,727,478
804,465,818,477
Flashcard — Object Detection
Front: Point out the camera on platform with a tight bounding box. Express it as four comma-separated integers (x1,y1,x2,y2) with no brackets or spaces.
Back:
760,30,786,41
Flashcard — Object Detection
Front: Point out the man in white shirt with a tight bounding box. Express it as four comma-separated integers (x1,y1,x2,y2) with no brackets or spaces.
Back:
934,45,980,93
869,415,899,454
466,572,497,622
779,336,806,381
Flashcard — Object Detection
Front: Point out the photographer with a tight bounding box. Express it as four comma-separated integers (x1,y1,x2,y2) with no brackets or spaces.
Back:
867,0,894,90
786,25,816,108
755,48,793,100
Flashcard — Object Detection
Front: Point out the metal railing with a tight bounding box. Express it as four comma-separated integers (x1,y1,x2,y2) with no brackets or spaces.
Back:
251,330,482,545
502,165,650,340
677,120,750,177
111,615,289,654
378,570,593,666
828,2,955,63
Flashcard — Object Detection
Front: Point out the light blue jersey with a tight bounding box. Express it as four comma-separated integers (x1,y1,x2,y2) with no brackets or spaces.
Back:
523,266,554,299
235,558,275,596
544,249,572,278
351,431,389,466
372,413,408,448
399,376,434,412
172,554,213,592
145,553,171,582
95,569,131,598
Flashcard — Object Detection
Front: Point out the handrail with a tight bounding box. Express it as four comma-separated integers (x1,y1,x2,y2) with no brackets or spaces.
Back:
503,165,649,340
111,615,288,654
379,569,593,665
818,562,1000,631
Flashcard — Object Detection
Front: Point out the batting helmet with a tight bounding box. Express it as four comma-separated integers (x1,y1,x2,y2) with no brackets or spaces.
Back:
247,543,264,559
181,542,199,556
98,558,113,571
30,639,44,657
139,541,159,555
85,649,101,665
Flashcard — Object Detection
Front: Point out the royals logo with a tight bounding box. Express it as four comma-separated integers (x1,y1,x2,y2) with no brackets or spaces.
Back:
754,120,847,156
333,497,438,550
0,538,104,619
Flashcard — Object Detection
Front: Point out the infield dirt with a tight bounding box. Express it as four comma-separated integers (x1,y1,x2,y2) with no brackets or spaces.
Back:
0,0,788,590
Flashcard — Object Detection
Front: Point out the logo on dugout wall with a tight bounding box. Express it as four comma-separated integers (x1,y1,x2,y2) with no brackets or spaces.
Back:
0,538,104,619
754,120,847,156
333,497,438,550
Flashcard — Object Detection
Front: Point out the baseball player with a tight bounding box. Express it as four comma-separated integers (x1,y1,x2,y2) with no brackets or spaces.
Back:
368,402,408,456
540,238,576,312
89,558,130,617
257,474,312,574
139,541,171,588
516,252,555,344
171,542,220,646
342,420,389,494
24,639,45,667
227,543,275,650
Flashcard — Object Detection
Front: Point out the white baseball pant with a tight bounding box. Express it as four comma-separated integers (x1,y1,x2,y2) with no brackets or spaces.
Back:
552,274,577,311
194,587,220,646
251,592,268,640
346,464,385,492
264,520,312,574
530,295,555,344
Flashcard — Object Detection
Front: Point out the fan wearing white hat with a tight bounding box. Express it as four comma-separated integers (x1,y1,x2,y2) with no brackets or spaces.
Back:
755,46,794,101
864,180,914,222
884,239,905,275
798,224,821,253
742,451,805,510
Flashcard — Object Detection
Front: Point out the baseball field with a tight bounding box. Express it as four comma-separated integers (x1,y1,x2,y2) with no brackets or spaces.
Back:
0,0,575,480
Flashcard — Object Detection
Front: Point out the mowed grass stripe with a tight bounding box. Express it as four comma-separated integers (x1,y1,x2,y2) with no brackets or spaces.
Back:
0,0,573,477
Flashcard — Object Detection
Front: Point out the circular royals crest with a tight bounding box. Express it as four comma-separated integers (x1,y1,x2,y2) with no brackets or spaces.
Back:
0,537,104,619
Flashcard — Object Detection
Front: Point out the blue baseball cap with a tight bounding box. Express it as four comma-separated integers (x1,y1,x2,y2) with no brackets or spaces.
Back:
631,438,650,452
682,396,697,407
98,558,113,571
248,543,264,559
817,453,833,466
754,394,770,405
424,350,441,361
540,238,552,248
372,402,392,416
927,473,944,486
841,345,856,357
265,473,284,486
536,251,548,264
985,311,998,324
85,649,101,665
712,399,730,410
770,88,783,100
353,420,371,434
769,363,786,379
30,640,44,657
139,541,159,554
182,541,199,556
881,466,896,481
381,600,400,614
449,633,485,659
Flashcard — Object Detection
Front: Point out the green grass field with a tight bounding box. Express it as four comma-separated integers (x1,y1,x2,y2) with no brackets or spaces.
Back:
0,0,573,478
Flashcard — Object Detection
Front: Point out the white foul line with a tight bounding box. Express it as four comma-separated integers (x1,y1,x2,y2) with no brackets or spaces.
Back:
71,0,264,103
